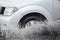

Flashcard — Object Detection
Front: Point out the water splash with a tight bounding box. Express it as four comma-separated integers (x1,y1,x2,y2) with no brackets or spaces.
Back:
1,21,60,40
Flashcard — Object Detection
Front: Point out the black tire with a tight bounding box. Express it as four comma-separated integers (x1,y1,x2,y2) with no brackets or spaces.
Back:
19,15,46,28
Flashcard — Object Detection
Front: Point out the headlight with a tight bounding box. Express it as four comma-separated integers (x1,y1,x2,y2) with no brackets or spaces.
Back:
4,7,18,16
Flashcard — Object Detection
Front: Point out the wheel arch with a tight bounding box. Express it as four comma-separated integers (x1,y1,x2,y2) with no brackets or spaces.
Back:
9,5,53,24
19,12,47,24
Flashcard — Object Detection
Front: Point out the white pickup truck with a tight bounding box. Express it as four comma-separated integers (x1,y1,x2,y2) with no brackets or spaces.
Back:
0,0,60,28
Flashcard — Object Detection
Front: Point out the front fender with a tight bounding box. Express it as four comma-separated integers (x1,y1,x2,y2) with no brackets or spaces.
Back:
9,5,53,24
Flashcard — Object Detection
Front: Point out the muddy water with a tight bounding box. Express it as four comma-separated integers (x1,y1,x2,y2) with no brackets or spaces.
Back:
1,22,60,40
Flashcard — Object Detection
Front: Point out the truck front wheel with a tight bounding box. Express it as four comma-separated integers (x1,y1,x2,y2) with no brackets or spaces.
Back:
19,14,47,28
